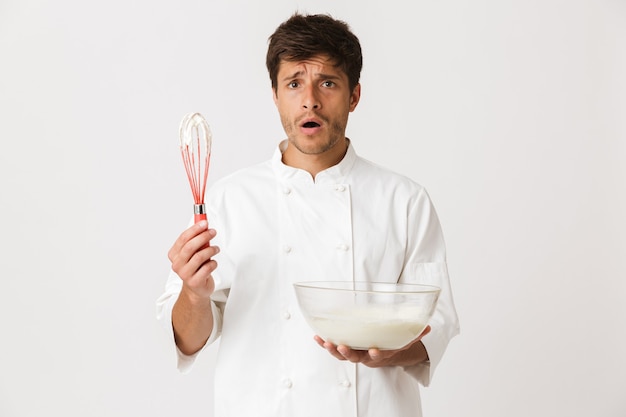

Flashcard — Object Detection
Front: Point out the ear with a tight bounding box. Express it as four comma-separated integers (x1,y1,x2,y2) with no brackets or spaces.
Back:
349,83,361,112
272,87,278,105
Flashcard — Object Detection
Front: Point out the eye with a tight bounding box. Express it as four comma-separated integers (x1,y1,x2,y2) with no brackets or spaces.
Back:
288,81,299,89
322,81,335,88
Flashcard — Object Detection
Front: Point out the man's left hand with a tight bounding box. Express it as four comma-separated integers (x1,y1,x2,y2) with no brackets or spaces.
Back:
314,325,431,368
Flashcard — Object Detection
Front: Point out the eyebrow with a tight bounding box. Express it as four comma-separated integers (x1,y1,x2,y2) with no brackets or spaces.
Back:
280,71,343,83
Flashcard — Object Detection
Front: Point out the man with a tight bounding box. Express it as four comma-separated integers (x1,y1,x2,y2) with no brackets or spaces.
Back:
157,13,459,417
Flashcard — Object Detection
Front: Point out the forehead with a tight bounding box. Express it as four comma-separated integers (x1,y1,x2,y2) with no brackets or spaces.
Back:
277,55,346,79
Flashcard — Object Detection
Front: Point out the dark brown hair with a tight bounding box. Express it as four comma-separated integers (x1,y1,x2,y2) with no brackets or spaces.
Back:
266,13,363,92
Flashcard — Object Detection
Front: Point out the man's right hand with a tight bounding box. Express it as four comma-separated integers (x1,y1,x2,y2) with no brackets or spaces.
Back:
168,220,220,301
169,220,220,356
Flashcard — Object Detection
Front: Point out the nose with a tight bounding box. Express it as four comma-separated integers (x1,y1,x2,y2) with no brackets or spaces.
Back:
302,85,320,110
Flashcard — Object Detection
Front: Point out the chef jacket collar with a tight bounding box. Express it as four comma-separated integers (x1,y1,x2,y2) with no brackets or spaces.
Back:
272,139,357,184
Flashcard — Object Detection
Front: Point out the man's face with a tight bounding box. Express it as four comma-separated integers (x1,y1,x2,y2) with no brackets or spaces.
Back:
273,55,360,157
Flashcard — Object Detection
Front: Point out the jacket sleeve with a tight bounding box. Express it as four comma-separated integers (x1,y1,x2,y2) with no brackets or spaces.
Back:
399,187,460,386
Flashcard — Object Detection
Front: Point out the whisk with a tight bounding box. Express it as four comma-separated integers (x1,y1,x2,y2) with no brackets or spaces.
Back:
179,112,212,224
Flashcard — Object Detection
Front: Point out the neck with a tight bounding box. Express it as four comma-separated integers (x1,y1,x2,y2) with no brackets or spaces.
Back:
282,138,349,179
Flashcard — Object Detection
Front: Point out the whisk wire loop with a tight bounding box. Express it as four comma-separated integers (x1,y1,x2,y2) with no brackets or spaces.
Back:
179,113,212,223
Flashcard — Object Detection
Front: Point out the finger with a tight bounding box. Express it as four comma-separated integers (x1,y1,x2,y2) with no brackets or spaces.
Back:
319,339,348,361
177,244,220,280
368,348,383,361
179,228,216,261
418,325,432,339
192,257,218,279
187,240,220,267
313,335,326,348
337,345,367,363
171,229,216,271
168,221,209,261
189,259,218,293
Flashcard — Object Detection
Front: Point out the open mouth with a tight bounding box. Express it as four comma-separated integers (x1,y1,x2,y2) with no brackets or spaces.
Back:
302,121,320,128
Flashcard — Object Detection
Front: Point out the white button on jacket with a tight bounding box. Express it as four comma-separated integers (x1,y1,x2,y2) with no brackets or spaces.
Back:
157,141,460,417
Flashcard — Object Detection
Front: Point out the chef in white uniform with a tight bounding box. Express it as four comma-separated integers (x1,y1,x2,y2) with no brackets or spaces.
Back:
157,12,459,417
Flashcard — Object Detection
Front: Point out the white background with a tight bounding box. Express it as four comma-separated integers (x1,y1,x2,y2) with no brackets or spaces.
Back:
1,0,625,416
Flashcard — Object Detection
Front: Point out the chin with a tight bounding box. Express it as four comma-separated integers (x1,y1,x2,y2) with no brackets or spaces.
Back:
293,141,333,155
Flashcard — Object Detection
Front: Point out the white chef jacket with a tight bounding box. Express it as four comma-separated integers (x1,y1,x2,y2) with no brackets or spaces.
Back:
157,140,459,417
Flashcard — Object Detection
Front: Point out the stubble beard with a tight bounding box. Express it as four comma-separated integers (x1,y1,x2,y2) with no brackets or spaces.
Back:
282,116,347,155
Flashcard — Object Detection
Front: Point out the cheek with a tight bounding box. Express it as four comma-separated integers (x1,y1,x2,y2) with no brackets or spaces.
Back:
276,99,292,117
279,112,294,133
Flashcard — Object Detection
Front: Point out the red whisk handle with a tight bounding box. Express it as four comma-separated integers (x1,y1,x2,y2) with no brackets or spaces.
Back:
194,204,207,224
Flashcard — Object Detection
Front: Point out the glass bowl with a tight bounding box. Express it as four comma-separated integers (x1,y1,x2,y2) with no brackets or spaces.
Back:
293,281,440,350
